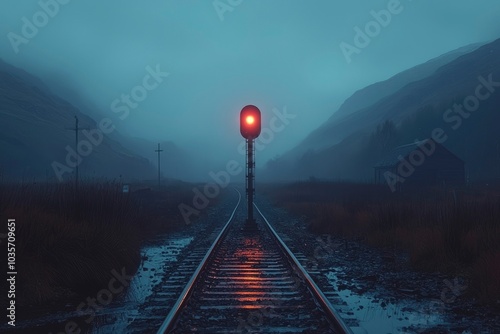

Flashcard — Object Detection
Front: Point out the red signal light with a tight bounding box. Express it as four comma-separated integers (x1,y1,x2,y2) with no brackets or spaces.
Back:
240,105,261,139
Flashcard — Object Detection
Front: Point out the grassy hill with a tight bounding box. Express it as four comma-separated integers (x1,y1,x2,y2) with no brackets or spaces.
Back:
0,59,154,182
264,39,500,182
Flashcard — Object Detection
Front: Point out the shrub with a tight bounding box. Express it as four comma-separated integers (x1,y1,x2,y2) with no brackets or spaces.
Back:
266,181,500,302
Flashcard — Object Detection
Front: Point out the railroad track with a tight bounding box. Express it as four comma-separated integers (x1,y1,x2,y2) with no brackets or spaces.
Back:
156,189,355,334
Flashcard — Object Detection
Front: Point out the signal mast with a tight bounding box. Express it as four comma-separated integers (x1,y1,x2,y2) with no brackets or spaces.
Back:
240,105,261,224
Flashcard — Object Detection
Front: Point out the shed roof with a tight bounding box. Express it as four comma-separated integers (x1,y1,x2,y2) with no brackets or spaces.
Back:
374,139,462,168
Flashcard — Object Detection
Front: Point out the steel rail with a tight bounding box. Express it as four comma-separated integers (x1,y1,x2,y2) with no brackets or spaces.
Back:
254,203,354,334
156,189,241,334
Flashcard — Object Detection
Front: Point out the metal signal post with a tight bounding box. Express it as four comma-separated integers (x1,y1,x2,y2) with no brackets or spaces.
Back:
240,105,261,224
246,138,255,223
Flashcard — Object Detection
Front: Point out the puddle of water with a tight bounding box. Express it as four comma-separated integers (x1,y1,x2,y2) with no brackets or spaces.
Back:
0,236,195,334
79,236,194,334
126,236,193,303
91,236,194,333
326,272,445,334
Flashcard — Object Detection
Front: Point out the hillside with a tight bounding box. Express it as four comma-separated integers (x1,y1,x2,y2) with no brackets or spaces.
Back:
263,39,500,182
0,60,155,182
286,43,484,159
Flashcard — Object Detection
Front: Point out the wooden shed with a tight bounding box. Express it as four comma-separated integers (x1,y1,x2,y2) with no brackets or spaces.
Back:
374,139,465,190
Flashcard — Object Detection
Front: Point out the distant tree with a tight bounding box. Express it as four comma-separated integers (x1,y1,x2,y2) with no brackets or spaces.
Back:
370,119,399,153
398,104,440,143
358,119,401,172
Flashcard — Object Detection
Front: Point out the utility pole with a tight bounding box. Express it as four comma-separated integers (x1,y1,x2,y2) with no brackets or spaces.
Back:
155,143,163,189
66,116,88,192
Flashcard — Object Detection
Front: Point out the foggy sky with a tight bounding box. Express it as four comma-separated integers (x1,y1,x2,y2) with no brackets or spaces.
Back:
1,0,500,171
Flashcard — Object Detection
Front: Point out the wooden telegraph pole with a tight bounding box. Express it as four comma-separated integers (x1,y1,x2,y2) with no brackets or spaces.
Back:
66,116,88,192
155,143,163,189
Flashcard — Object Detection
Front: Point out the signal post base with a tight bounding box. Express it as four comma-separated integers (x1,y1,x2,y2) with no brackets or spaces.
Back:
244,218,257,232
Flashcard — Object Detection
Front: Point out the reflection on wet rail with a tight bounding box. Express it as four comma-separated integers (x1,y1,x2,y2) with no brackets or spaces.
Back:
157,189,355,333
